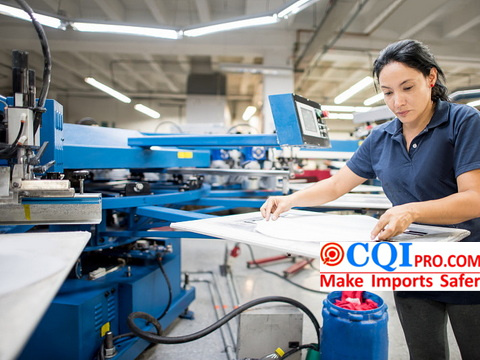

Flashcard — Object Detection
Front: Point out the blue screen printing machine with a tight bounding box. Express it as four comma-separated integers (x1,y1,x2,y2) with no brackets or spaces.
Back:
1,7,470,360
0,30,333,357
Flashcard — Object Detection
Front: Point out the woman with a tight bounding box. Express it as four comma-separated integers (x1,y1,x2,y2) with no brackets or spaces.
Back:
260,39,480,359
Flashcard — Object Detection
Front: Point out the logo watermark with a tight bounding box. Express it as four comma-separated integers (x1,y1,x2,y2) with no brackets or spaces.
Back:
319,242,480,291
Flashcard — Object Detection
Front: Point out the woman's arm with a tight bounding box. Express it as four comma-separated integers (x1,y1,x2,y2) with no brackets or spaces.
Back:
371,168,480,240
260,165,366,220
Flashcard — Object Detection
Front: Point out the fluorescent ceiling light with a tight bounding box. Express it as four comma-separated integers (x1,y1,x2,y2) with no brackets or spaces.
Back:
467,99,480,107
242,106,257,121
322,105,371,113
72,22,179,39
184,15,278,37
84,77,131,103
334,76,374,105
277,0,319,18
134,104,161,119
0,4,62,28
364,93,384,106
325,113,354,120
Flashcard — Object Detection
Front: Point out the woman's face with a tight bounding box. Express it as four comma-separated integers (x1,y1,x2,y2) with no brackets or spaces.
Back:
378,61,437,126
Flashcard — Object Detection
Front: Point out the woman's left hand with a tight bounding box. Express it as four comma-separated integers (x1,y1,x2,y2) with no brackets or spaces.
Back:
371,204,417,240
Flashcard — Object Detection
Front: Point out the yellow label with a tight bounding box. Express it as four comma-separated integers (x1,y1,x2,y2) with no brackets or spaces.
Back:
23,205,31,220
178,151,193,159
101,322,110,337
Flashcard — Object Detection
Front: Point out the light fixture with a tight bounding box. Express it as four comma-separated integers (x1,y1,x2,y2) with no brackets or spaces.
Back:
325,113,354,120
183,15,279,37
277,0,320,18
364,93,384,106
334,76,374,105
322,105,372,113
134,104,161,119
242,106,257,121
0,4,63,28
84,77,131,103
467,99,480,108
72,22,179,39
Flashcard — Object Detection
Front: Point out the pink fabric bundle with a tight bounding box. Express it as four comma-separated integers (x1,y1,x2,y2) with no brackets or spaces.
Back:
334,291,378,310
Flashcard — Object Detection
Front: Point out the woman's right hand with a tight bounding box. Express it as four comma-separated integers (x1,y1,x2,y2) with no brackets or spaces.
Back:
260,195,295,221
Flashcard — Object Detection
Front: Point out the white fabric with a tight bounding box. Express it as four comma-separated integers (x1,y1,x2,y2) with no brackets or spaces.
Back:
255,213,379,242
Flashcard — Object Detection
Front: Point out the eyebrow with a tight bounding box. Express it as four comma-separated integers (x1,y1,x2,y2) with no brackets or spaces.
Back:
381,79,414,89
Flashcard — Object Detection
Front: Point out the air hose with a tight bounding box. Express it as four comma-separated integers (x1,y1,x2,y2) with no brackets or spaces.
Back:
127,295,320,345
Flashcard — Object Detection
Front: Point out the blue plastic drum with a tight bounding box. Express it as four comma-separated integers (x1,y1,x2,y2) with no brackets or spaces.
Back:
320,291,388,360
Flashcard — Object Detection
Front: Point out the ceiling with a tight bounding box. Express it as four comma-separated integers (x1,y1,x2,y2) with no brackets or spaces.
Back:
0,0,479,128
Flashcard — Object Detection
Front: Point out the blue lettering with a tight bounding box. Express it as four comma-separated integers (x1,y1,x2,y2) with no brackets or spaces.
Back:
347,242,369,267
372,242,397,272
399,242,413,267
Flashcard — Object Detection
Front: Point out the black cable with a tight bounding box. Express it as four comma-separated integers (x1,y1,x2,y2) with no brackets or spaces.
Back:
246,245,327,294
14,0,51,132
0,121,24,158
96,257,172,359
309,261,321,272
127,296,321,346
156,255,172,321
0,122,22,154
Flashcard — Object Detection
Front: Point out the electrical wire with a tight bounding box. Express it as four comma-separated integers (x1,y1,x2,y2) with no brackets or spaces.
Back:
153,120,183,133
246,245,327,294
0,121,24,158
14,0,51,132
156,255,172,321
127,295,321,346
309,261,321,272
96,255,173,360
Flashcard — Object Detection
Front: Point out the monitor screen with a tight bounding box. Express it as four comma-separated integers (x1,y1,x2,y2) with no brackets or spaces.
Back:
268,93,330,147
297,103,321,136
294,95,329,147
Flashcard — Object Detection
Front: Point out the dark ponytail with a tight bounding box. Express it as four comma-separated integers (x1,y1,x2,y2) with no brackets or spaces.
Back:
373,39,449,102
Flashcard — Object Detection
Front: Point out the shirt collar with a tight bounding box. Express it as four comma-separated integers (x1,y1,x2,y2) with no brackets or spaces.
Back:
384,100,449,136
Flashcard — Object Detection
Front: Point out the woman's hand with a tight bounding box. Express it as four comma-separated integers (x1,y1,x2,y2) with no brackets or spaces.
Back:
371,203,417,240
260,195,295,221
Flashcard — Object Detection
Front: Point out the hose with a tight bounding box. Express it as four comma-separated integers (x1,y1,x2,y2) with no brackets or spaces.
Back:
14,0,51,132
127,296,320,345
156,255,172,321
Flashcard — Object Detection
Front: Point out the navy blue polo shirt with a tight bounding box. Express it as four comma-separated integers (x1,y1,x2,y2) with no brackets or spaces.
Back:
347,100,480,303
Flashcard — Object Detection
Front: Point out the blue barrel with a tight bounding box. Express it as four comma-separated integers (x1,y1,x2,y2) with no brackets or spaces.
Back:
320,291,388,360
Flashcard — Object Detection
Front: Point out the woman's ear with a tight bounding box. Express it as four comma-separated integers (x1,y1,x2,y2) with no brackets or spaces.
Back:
428,67,438,86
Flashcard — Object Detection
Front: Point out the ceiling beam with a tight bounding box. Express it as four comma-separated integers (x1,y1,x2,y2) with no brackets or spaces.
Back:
93,0,125,22
444,8,480,39
363,0,405,34
112,57,155,91
142,54,180,92
73,52,136,92
296,0,370,92
398,0,457,38
144,0,168,24
40,0,59,13
194,0,211,23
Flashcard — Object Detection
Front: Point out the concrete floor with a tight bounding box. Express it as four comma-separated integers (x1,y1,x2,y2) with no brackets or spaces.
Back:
137,238,463,360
